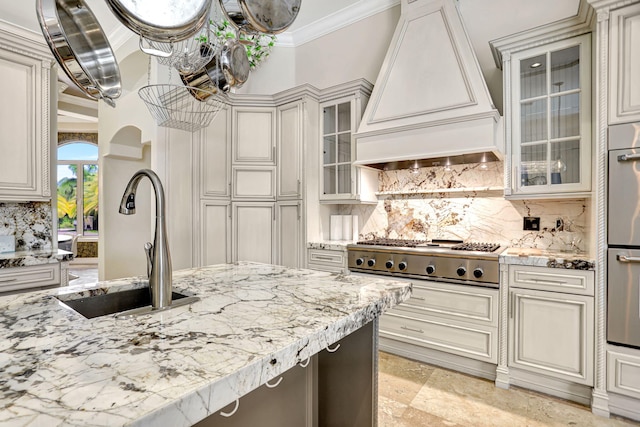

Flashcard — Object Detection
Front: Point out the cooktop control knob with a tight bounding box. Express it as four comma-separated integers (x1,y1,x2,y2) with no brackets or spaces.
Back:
367,259,376,267
356,258,364,266
398,261,407,271
456,266,466,277
426,265,435,274
385,260,394,269
473,267,484,278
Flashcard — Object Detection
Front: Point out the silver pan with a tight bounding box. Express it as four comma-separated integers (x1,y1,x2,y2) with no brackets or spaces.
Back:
219,0,301,35
37,0,121,107
106,0,212,56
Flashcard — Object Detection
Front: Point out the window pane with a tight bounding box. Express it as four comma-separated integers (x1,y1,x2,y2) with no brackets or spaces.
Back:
323,135,336,165
338,133,351,163
337,164,351,194
551,45,580,93
337,102,351,132
83,164,99,235
57,164,77,233
323,105,336,135
551,140,580,185
551,93,580,139
521,99,547,143
521,144,547,187
520,54,546,99
58,142,98,161
323,166,336,194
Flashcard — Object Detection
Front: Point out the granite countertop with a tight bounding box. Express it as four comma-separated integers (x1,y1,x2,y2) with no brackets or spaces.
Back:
0,248,73,268
307,241,354,251
0,261,411,426
500,247,595,270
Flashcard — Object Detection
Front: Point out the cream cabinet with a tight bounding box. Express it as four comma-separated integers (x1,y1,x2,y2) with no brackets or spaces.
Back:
276,201,303,268
232,106,277,165
0,25,54,201
497,33,592,198
508,265,594,386
307,248,347,273
277,101,303,200
232,166,276,200
319,83,377,204
232,202,276,264
609,2,640,124
199,200,232,265
0,264,61,294
199,106,231,198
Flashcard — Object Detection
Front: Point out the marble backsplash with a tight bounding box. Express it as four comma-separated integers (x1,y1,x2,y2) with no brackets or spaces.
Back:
0,202,53,252
340,161,590,253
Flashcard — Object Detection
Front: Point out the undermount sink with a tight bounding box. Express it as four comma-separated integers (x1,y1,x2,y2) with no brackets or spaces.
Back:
56,287,199,319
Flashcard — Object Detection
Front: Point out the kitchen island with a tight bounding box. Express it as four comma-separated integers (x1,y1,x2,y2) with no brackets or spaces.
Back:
0,262,411,426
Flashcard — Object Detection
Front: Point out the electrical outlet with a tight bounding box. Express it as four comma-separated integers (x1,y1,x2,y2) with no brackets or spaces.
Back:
523,217,540,231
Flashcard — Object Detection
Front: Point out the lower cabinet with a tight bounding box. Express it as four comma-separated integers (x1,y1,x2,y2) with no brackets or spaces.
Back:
194,321,376,427
200,201,232,265
307,247,348,273
276,201,303,268
232,202,276,265
380,280,499,364
607,346,640,400
0,263,61,294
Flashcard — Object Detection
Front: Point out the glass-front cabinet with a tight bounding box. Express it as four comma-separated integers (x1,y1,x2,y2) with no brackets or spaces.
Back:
319,87,377,204
507,34,591,198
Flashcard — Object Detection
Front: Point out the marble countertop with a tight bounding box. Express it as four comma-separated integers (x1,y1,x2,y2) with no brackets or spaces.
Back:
307,240,354,251
500,247,595,270
0,248,73,268
0,262,411,426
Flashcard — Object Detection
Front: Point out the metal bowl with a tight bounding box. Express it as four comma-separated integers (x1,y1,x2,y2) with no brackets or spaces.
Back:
219,0,301,35
37,0,121,106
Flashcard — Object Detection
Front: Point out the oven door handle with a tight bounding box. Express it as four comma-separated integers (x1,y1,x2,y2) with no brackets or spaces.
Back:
617,153,640,162
617,254,640,263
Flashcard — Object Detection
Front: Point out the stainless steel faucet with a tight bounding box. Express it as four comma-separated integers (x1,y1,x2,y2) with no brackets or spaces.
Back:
119,169,172,310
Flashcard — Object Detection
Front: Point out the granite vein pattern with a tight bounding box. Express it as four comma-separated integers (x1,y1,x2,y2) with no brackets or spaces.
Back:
0,202,53,251
500,248,595,270
0,249,73,268
0,262,412,426
307,241,351,251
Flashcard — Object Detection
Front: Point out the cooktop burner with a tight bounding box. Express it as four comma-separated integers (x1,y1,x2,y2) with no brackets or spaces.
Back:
451,242,501,253
355,238,499,252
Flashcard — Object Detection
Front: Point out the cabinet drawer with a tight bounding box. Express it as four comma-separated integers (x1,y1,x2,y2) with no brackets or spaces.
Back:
0,264,60,294
509,265,594,296
232,167,276,200
400,282,498,327
307,249,346,267
608,348,640,399
380,311,497,363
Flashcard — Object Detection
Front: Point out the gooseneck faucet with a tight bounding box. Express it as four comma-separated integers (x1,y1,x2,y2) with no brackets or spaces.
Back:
119,169,172,310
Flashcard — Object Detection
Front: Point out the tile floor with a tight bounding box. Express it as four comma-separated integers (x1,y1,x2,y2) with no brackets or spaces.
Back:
378,351,640,427
68,265,99,286
66,269,639,426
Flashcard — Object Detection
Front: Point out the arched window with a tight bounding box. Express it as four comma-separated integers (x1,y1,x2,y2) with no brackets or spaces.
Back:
57,142,99,237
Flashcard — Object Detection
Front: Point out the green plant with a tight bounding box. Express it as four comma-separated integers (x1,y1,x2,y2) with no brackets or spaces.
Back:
202,19,276,69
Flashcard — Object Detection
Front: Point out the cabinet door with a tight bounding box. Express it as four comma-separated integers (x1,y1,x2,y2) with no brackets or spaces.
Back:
320,98,354,200
232,106,276,165
232,202,276,264
0,48,50,200
200,201,231,265
508,34,591,197
200,106,231,198
609,3,640,124
277,101,302,199
509,288,594,385
232,166,276,200
276,201,302,268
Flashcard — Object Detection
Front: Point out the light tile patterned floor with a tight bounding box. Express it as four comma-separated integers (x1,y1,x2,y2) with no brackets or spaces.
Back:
378,351,640,427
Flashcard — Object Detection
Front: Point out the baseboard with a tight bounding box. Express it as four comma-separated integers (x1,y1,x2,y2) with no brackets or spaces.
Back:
508,367,592,406
380,337,497,381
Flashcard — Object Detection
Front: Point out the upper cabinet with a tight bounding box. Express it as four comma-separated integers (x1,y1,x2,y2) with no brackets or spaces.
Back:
320,82,377,204
0,23,55,202
609,2,640,125
493,14,593,199
232,106,277,165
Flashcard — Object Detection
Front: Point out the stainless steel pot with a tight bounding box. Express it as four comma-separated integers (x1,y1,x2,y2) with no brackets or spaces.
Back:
37,0,121,107
105,0,213,56
219,0,301,35
180,39,249,100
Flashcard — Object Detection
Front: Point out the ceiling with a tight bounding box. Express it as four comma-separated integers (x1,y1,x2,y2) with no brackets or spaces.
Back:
2,0,581,119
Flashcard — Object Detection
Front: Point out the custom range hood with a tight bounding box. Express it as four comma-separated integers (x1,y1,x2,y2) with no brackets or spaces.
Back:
354,0,503,169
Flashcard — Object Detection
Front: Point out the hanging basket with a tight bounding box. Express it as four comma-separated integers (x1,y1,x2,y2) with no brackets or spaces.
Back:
138,84,225,132
145,25,217,75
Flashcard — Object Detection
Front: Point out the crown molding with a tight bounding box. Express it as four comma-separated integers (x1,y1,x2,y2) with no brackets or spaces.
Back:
277,0,400,48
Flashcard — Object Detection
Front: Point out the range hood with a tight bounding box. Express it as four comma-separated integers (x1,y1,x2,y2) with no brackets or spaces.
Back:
354,0,503,169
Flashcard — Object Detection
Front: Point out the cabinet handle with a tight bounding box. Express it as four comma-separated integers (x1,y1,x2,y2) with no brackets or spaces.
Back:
617,254,640,263
228,182,232,195
297,179,301,195
314,255,334,261
273,208,276,221
0,278,17,283
527,278,567,285
296,203,300,220
400,325,424,334
412,296,426,301
510,292,514,319
617,153,640,162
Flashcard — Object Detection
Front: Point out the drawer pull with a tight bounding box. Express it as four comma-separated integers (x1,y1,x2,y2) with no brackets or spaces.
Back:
528,278,567,285
400,325,424,334
412,296,426,301
0,278,17,283
617,254,640,263
314,256,335,261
